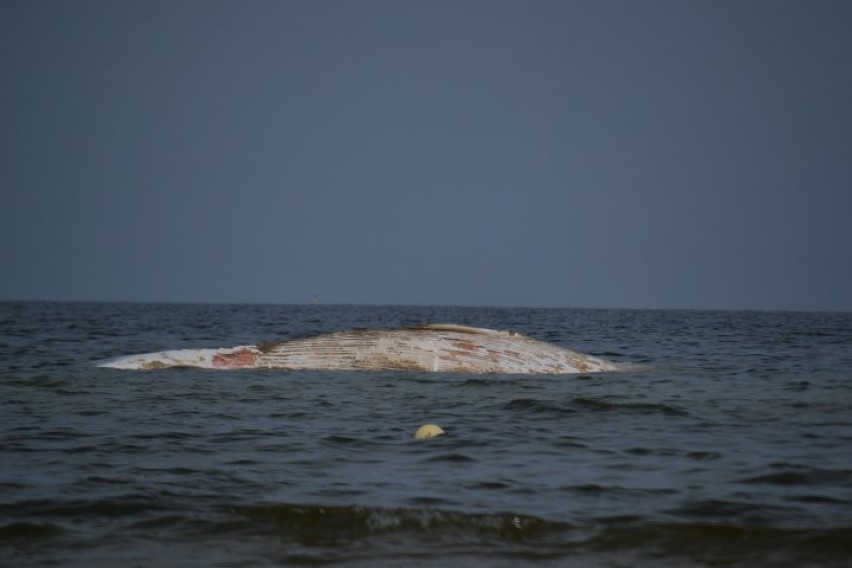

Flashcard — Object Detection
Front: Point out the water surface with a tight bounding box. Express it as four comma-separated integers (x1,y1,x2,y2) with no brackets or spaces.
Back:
1,303,850,566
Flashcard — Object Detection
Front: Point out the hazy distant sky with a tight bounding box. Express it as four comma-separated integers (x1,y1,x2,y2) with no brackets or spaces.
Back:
2,0,850,311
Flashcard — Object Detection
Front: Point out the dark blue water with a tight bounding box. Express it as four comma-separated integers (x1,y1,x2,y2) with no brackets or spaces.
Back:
1,302,851,567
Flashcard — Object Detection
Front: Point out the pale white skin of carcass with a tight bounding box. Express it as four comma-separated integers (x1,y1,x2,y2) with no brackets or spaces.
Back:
97,346,257,370
97,325,617,374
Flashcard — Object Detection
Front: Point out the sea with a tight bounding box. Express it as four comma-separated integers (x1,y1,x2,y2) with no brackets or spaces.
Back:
1,302,850,567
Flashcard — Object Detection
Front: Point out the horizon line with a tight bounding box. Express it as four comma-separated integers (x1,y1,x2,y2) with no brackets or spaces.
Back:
0,298,848,315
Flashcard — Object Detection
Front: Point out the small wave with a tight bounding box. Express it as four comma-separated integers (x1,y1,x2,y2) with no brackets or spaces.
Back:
75,410,107,417
459,378,501,387
322,435,365,445
0,498,173,523
21,429,94,440
0,522,64,542
785,494,850,505
406,496,460,507
669,498,805,525
426,453,476,463
224,459,262,466
584,522,852,566
1,497,852,567
686,451,723,461
77,475,128,485
570,397,689,416
740,467,852,487
502,398,571,414
230,503,852,565
465,481,512,490
564,484,678,498
130,431,196,441
127,514,187,530
238,503,565,540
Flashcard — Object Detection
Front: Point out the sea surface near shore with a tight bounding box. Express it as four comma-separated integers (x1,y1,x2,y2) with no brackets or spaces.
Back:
1,302,850,566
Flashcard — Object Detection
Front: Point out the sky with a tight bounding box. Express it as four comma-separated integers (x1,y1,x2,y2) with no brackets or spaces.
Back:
2,0,851,311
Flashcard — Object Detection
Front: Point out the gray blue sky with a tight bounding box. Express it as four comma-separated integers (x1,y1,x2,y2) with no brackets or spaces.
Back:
2,0,850,311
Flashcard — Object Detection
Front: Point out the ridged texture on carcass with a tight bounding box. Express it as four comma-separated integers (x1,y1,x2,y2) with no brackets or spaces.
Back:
97,325,618,374
255,326,615,374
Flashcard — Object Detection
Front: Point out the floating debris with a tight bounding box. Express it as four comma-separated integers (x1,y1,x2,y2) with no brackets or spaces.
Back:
414,424,445,440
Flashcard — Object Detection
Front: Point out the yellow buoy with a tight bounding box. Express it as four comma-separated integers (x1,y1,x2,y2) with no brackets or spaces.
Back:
414,424,445,440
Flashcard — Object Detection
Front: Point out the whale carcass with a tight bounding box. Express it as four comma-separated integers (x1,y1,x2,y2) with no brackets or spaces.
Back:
96,324,617,374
